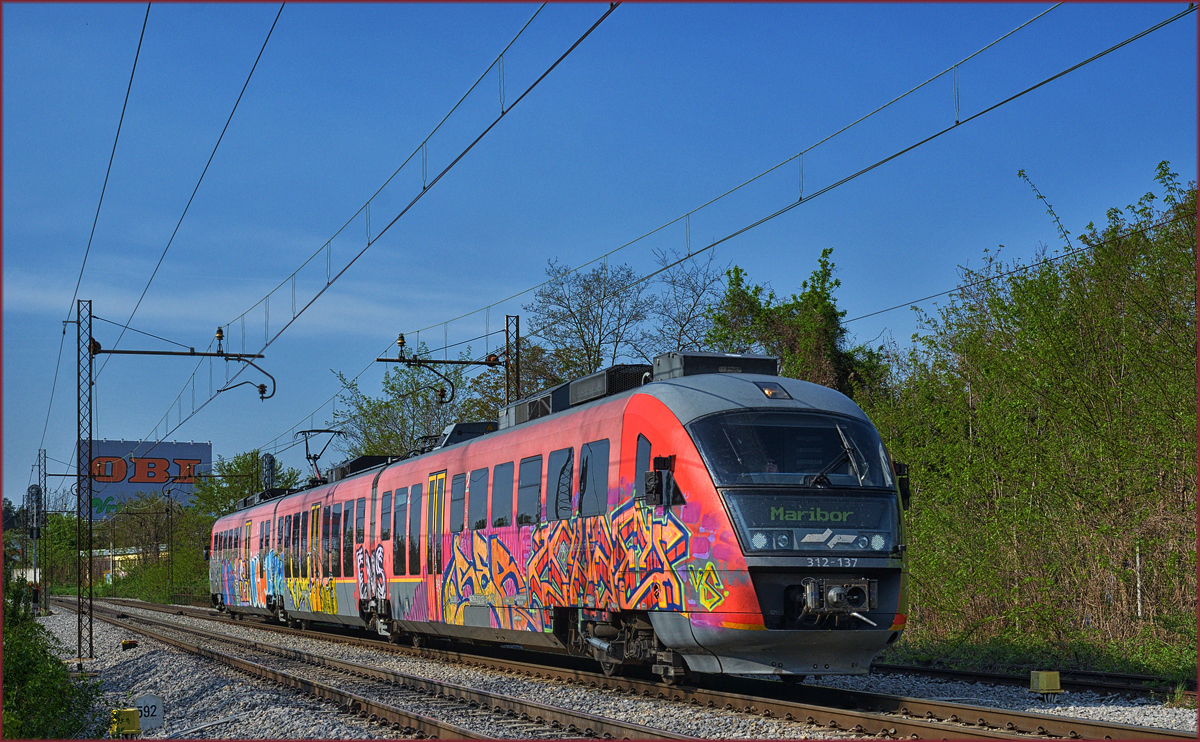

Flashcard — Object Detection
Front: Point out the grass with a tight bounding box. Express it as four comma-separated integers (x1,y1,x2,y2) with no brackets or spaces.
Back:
879,616,1198,687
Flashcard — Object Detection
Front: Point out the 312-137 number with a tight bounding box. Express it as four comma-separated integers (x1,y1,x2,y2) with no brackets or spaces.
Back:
803,557,857,567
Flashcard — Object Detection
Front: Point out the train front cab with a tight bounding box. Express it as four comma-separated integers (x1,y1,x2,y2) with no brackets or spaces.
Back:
626,376,908,679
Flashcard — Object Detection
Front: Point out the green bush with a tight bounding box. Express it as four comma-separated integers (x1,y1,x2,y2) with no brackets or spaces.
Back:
2,562,106,739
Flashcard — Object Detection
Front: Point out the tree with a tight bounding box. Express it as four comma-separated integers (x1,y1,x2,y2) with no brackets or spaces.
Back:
456,337,579,421
2,498,17,531
637,247,727,361
523,259,655,378
190,450,301,519
331,344,473,458
706,247,888,398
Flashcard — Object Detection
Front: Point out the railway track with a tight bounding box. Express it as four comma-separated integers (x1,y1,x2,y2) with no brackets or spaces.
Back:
82,598,1194,740
75,599,695,740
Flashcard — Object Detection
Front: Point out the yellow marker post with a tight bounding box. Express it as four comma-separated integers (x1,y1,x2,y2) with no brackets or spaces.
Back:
1030,670,1064,702
110,708,141,738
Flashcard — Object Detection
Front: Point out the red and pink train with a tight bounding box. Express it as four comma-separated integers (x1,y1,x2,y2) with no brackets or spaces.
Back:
210,352,909,682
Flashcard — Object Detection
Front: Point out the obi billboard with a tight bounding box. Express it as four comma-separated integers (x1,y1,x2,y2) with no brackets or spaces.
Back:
86,439,211,518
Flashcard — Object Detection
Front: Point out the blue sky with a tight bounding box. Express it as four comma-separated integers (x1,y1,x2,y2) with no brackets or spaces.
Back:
4,3,1196,506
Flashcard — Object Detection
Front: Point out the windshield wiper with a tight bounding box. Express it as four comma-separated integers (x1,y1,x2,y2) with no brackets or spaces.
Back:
836,424,864,485
804,424,862,487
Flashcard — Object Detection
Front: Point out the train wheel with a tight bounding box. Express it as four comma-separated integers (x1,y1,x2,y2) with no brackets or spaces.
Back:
412,635,424,649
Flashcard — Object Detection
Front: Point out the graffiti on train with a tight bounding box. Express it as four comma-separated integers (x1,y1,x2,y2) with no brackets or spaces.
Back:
356,543,387,603
527,486,690,612
441,530,540,631
286,547,338,614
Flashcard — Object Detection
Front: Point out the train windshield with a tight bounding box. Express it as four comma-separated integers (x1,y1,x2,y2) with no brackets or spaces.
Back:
688,410,894,489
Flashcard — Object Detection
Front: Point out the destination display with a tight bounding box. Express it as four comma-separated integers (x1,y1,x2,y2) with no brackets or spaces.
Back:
722,491,899,552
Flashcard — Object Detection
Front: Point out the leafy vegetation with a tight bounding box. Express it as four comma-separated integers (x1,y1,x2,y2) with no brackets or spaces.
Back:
863,163,1196,680
705,247,889,399
2,556,106,738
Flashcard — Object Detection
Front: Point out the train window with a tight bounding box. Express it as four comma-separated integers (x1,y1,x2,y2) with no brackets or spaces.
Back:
300,510,309,579
277,517,284,553
355,497,366,544
342,501,354,576
393,488,407,576
331,503,342,576
408,484,422,575
381,492,392,541
579,439,609,517
548,447,574,521
322,506,331,576
492,462,514,527
449,473,466,534
636,434,651,500
468,468,488,530
516,456,542,524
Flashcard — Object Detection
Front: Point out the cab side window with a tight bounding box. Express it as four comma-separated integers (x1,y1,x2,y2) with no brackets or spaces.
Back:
636,434,652,501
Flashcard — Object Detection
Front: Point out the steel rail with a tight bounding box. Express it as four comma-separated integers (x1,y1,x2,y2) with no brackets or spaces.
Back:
84,600,1024,739
73,602,485,739
104,606,697,741
85,599,1195,741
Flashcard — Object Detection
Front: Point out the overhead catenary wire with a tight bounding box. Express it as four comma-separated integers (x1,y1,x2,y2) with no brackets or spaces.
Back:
215,3,548,341
387,3,1067,341
93,1,1050,470
32,2,152,485
842,211,1195,325
93,316,192,350
113,3,620,468
95,2,286,382
108,2,555,468
253,3,1197,454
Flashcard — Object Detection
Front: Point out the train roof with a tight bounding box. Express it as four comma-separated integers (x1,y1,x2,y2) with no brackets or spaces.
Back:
632,372,870,427
217,354,872,519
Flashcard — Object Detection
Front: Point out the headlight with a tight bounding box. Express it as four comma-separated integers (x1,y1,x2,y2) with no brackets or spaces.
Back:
854,536,869,549
751,531,768,549
871,534,886,550
774,532,791,550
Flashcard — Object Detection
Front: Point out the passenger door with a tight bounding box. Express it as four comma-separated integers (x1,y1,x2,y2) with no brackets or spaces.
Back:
425,471,446,621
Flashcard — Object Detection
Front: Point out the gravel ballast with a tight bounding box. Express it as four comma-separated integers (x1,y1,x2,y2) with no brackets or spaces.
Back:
42,601,1196,738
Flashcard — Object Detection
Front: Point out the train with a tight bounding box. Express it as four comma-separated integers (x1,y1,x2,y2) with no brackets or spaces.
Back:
210,351,910,683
